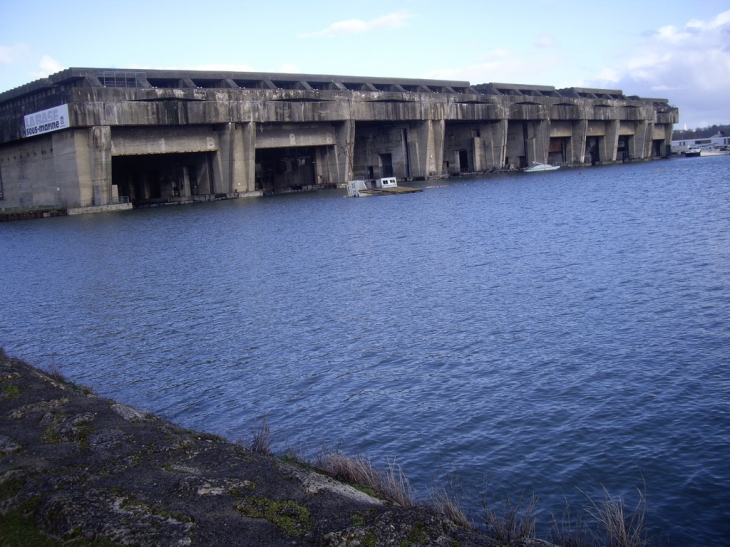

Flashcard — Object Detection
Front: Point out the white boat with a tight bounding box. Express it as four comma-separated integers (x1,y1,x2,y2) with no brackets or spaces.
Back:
345,177,422,197
684,147,702,157
346,180,370,198
699,147,730,157
523,162,560,172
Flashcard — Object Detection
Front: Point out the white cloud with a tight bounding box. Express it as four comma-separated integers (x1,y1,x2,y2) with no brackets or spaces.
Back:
29,55,64,79
0,43,30,65
421,48,563,85
39,55,63,74
278,63,300,74
298,10,415,38
586,10,730,127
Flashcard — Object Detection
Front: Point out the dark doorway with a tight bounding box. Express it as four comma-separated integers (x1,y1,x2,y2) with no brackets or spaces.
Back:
586,137,600,165
617,136,631,161
112,152,213,205
255,147,316,193
652,140,663,157
379,153,393,178
459,149,469,172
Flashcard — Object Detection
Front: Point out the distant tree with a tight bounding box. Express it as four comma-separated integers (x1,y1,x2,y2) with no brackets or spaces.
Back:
673,124,730,140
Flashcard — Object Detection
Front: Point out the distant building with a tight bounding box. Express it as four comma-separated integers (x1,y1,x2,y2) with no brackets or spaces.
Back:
672,132,730,153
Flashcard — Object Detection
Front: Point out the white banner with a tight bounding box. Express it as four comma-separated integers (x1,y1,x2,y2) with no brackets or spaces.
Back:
24,104,70,137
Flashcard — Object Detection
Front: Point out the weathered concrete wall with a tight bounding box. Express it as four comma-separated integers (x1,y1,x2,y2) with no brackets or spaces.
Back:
0,68,679,208
111,126,219,156
0,134,59,208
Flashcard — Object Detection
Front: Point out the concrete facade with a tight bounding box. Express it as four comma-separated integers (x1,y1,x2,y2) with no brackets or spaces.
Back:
0,69,678,209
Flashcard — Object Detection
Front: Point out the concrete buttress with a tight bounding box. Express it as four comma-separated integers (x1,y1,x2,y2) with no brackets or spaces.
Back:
218,122,256,193
602,120,620,162
334,120,355,182
570,119,588,164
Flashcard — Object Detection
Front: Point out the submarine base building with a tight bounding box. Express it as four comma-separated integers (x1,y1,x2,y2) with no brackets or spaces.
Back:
0,68,678,211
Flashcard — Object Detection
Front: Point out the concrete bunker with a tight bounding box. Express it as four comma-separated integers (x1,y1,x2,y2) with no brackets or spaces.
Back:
0,68,678,212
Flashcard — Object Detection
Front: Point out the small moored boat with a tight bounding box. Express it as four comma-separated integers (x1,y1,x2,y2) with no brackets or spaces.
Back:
346,177,422,197
699,147,730,157
523,162,560,173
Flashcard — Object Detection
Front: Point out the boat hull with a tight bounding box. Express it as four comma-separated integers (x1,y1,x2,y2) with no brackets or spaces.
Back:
523,163,560,172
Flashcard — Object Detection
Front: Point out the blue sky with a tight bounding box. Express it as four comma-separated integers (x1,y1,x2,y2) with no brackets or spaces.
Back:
2,0,729,128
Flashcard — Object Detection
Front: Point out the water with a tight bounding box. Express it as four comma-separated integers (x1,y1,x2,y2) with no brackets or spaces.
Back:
1,157,729,545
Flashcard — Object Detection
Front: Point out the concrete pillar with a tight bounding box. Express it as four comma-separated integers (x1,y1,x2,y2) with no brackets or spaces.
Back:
218,123,241,194
332,120,355,183
630,121,649,159
182,167,191,197
313,147,330,184
408,119,445,179
50,127,111,207
481,120,507,170
210,150,224,194
472,137,483,172
88,126,112,205
645,122,656,157
241,122,256,191
526,120,550,165
601,120,620,162
51,130,84,207
218,122,257,193
570,120,588,164
431,119,445,178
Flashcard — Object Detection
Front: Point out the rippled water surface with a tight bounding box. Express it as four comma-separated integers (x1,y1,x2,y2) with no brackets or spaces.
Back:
2,157,729,545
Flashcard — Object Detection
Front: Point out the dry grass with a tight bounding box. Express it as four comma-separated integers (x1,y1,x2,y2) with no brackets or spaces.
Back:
247,416,272,456
43,363,67,384
549,496,595,547
316,451,415,507
583,486,653,547
430,485,473,529
479,484,538,543
231,412,660,547
547,485,659,547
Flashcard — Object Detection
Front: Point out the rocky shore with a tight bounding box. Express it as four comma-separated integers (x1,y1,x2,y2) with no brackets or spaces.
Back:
0,349,557,547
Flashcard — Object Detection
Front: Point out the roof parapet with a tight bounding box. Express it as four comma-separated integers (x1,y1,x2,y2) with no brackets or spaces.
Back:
558,87,626,100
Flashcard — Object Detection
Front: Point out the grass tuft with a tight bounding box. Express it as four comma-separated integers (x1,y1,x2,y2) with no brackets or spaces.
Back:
247,416,272,455
431,486,473,530
43,364,67,384
549,495,595,547
583,486,653,547
478,483,537,543
316,451,414,507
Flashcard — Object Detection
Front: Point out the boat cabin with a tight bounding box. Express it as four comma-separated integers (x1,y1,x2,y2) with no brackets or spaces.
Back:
375,177,398,188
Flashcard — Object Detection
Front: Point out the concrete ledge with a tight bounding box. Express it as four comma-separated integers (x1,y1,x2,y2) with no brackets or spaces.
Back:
232,190,263,198
67,203,133,215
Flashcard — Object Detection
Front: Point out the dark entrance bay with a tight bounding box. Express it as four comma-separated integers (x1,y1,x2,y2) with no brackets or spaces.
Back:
2,157,728,545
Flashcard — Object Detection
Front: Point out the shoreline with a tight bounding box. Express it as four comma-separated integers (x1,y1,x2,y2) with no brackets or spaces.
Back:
0,349,521,547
